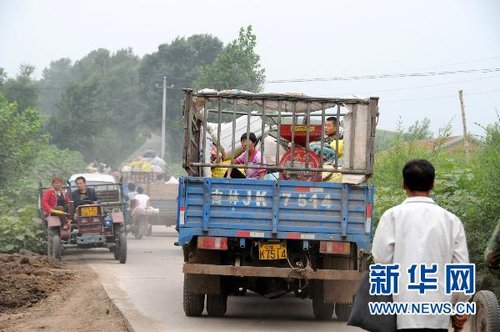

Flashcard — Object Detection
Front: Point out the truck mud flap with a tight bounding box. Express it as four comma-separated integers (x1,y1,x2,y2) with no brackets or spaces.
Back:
185,274,220,295
323,280,358,304
185,249,221,295
323,256,358,304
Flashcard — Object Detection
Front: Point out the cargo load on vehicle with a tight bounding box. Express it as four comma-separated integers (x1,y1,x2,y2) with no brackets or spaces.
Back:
177,89,379,320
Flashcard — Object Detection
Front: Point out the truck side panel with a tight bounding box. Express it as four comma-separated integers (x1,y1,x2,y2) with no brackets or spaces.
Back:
177,177,374,251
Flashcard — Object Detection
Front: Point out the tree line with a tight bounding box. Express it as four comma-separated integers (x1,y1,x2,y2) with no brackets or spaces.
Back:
0,26,265,167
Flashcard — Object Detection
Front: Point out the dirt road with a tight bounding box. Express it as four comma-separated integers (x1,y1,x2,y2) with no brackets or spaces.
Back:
0,252,128,332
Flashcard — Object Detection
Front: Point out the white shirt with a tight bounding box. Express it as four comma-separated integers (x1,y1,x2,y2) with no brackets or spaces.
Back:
134,193,150,209
127,191,137,201
372,196,469,330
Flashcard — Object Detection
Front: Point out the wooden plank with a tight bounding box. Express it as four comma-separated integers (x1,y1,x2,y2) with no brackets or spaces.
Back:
183,263,364,281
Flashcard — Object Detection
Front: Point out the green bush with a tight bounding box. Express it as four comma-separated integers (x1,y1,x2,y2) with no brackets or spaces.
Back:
371,119,500,297
0,96,86,254
0,201,45,253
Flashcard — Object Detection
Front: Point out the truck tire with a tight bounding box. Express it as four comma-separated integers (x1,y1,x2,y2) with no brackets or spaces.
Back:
118,232,127,264
335,303,352,321
471,290,500,332
52,235,62,261
312,281,334,320
206,294,227,317
183,276,205,317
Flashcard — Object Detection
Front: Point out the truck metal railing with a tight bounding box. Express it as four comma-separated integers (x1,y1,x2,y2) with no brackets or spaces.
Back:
182,89,379,180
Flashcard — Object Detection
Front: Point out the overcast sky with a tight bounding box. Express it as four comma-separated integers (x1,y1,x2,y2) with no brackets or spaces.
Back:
1,0,499,135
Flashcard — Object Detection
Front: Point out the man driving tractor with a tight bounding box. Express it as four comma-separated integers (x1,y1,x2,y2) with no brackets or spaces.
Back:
71,176,99,207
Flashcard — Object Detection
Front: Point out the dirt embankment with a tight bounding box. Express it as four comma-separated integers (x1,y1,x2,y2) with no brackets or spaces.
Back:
0,251,128,331
0,251,71,311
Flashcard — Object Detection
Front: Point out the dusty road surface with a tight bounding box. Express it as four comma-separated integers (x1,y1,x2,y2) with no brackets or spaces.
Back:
1,230,471,332
0,251,127,332
63,226,363,332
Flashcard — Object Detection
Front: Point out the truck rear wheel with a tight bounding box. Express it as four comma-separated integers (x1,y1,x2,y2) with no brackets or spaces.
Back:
312,281,334,320
206,294,227,317
183,275,205,317
471,290,500,332
335,303,352,321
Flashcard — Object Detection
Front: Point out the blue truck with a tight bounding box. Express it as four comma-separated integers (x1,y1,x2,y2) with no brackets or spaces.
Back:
177,89,379,320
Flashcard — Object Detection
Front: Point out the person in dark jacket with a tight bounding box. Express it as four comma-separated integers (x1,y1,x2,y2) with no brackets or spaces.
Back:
71,176,99,207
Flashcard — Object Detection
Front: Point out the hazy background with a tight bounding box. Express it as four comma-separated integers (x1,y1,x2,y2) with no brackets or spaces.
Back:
1,0,499,135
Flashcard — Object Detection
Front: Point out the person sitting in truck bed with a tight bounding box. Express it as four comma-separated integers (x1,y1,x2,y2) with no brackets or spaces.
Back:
228,132,266,179
310,116,343,163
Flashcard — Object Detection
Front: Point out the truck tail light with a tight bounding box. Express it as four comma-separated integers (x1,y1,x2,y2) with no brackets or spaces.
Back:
365,203,372,234
197,236,228,250
319,241,350,255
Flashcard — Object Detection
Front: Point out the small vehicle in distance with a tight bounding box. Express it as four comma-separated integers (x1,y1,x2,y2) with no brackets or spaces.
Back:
42,173,127,263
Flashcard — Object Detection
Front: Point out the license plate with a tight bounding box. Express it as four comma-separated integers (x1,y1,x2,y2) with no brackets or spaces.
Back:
80,206,98,217
259,242,287,260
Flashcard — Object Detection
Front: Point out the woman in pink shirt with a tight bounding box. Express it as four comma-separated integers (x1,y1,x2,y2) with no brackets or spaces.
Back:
232,132,266,179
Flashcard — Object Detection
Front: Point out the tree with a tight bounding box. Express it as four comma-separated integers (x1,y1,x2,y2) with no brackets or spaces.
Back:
38,58,73,115
0,67,6,86
138,34,224,161
47,76,105,156
0,64,39,112
404,117,433,141
193,26,266,92
46,48,147,165
0,94,43,188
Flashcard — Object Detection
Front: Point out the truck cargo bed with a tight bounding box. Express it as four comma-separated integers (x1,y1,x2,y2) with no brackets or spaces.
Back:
177,177,374,250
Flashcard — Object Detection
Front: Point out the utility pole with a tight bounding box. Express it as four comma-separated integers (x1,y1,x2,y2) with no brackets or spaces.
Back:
161,76,167,159
458,90,470,161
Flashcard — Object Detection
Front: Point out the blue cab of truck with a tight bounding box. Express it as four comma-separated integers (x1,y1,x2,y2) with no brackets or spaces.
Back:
177,89,379,320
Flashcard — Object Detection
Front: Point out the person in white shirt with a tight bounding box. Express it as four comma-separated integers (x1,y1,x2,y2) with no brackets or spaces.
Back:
132,186,160,215
372,159,469,332
134,186,149,209
126,183,138,201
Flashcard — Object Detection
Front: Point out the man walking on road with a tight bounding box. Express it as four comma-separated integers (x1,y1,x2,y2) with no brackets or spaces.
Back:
372,159,469,331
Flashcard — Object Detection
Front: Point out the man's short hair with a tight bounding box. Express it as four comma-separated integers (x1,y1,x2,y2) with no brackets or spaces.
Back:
326,116,338,123
127,182,136,191
403,159,435,192
75,176,86,183
137,186,144,194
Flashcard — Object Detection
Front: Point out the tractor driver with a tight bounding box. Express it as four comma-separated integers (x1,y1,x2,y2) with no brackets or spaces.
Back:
71,176,99,208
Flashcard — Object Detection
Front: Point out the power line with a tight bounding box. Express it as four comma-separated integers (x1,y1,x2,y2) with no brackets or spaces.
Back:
265,67,500,84
333,75,500,96
383,89,500,104
401,55,500,72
